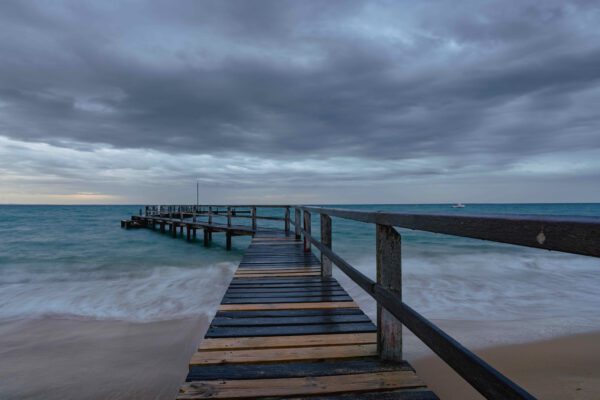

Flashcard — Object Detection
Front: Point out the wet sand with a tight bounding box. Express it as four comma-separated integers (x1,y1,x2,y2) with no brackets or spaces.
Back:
413,331,600,399
0,317,210,400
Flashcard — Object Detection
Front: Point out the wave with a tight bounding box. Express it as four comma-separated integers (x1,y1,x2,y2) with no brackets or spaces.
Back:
0,263,236,322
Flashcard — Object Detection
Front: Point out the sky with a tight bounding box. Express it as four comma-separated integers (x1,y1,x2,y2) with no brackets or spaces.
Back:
0,1,599,205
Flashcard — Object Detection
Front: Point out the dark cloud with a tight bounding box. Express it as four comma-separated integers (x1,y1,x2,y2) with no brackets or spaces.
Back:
0,0,600,203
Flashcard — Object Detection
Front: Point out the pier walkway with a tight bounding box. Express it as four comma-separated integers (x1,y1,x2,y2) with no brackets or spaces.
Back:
178,229,436,399
122,204,600,399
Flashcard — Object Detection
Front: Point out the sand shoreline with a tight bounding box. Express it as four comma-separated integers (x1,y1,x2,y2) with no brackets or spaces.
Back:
412,331,600,399
1,317,599,399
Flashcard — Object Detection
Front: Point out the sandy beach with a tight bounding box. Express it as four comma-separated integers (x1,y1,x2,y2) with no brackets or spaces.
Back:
0,317,210,400
2,315,599,399
413,331,600,399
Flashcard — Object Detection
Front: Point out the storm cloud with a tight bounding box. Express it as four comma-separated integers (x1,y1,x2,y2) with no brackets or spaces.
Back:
1,1,599,203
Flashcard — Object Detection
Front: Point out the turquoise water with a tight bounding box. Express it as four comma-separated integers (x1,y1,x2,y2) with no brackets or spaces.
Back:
1,204,600,338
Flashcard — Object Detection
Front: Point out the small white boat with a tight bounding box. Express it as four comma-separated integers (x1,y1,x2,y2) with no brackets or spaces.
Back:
452,203,466,208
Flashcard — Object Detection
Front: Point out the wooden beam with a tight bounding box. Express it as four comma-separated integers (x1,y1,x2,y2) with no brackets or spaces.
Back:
303,210,311,252
321,214,332,277
376,224,403,362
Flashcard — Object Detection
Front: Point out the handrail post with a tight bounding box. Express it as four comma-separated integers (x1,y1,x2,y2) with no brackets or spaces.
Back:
320,214,332,277
227,207,232,227
376,224,403,361
303,210,311,252
285,207,290,234
295,208,301,239
252,207,257,231
208,206,213,224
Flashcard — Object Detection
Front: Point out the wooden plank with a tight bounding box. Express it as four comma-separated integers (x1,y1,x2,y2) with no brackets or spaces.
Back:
199,333,377,351
206,322,375,338
235,268,321,273
291,389,439,400
215,309,364,319
177,370,425,399
211,314,371,327
219,302,358,311
190,343,378,365
186,358,412,381
230,277,337,285
226,286,343,292
221,296,353,304
234,272,320,279
224,290,348,297
233,272,321,278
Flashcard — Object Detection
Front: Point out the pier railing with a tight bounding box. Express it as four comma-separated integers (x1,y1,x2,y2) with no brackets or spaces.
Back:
135,204,600,400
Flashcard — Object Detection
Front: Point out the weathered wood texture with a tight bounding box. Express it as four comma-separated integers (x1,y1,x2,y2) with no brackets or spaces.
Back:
299,206,600,258
177,230,436,399
376,224,403,361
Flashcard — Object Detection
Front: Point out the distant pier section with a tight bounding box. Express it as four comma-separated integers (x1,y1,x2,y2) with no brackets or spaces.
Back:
123,204,600,399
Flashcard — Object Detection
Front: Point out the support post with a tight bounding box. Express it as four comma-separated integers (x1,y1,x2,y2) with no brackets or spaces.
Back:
179,224,184,235
226,231,232,250
160,221,165,233
320,214,332,277
252,207,257,231
193,228,196,240
285,207,290,234
172,223,177,237
295,208,301,239
208,206,213,224
227,207,232,227
203,229,209,247
303,210,311,252
186,225,191,241
376,224,403,361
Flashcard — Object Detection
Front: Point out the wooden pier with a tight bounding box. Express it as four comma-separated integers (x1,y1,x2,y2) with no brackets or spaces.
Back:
178,230,435,399
124,204,600,399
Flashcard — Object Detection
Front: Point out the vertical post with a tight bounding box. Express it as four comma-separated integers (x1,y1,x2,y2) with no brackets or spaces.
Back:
172,222,177,237
227,207,232,227
251,207,257,231
294,208,301,239
376,224,403,361
320,214,332,277
226,231,232,250
160,221,165,233
203,229,209,247
193,227,196,240
285,207,290,234
186,225,191,241
303,210,311,252
208,206,213,224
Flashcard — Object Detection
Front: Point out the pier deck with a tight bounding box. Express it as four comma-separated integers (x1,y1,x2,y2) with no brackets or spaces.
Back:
124,204,565,399
177,230,437,399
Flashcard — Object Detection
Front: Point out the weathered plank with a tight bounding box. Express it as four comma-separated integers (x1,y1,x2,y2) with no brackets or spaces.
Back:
218,302,358,311
177,370,425,399
190,343,378,365
206,322,376,338
211,314,371,327
198,333,377,351
187,358,412,381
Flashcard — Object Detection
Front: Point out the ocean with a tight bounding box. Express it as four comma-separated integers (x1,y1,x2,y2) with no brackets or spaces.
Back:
1,203,599,398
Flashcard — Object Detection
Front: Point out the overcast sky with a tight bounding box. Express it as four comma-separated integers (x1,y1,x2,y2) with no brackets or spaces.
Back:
1,1,599,204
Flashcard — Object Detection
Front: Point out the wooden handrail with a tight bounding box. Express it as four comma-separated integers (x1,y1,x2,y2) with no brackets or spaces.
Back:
297,206,600,257
306,229,535,399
